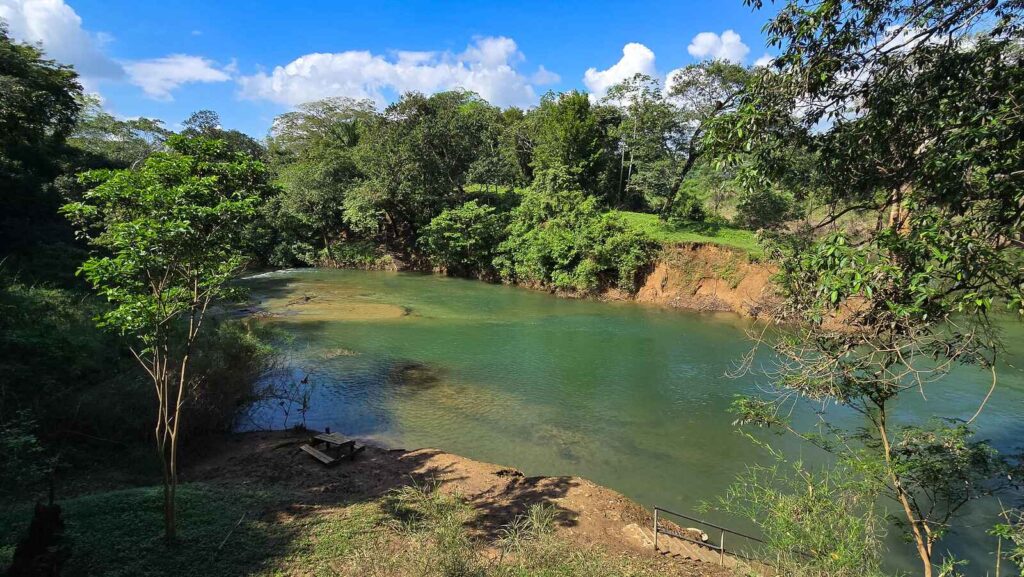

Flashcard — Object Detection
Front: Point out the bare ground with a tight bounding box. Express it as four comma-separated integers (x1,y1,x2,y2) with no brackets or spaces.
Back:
185,430,735,577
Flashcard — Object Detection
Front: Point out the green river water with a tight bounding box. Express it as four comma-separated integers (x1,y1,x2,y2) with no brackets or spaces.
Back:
245,268,1024,575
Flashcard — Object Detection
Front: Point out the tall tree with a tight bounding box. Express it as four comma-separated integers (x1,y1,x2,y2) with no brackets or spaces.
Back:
62,135,268,541
265,97,374,265
527,90,617,201
348,91,490,251
0,22,82,269
708,1,1024,575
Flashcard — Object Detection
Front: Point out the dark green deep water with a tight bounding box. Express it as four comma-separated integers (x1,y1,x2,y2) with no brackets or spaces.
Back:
245,268,1024,575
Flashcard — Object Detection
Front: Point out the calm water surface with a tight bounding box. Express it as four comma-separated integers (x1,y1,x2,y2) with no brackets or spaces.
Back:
245,269,1024,575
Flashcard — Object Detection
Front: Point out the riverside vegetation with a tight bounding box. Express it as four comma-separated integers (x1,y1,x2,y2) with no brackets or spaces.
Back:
2,0,1024,575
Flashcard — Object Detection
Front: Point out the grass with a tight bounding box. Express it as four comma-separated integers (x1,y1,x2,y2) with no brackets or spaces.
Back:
1,481,672,577
614,210,762,255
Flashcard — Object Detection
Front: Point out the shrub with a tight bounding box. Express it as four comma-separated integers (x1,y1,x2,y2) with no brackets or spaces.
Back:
734,187,795,230
494,170,657,294
420,200,508,277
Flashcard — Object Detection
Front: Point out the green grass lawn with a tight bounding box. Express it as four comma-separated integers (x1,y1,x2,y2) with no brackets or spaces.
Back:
614,210,761,255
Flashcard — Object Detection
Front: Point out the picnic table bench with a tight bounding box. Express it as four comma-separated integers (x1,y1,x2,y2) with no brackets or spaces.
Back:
300,432,365,466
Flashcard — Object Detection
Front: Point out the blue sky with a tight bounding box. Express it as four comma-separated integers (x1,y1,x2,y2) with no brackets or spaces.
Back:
1,0,779,137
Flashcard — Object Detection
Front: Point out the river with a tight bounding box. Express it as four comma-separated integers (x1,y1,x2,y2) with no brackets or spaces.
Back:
244,268,1024,575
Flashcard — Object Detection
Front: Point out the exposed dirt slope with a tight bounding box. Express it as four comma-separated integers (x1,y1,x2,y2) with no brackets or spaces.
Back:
624,244,777,317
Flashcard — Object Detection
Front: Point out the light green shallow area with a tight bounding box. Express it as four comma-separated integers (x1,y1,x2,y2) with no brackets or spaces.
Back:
245,268,1024,575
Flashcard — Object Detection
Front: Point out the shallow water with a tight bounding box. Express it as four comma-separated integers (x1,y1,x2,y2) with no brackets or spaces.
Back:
244,268,1024,575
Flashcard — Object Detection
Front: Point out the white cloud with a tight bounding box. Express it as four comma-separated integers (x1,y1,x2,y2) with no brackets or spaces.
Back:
753,54,774,67
0,0,123,89
687,30,750,63
531,65,560,85
582,42,656,100
238,36,551,108
125,55,232,100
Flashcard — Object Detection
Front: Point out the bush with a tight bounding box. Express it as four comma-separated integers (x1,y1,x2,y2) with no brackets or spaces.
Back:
715,457,887,577
494,170,657,293
420,200,508,277
734,187,795,230
185,321,279,438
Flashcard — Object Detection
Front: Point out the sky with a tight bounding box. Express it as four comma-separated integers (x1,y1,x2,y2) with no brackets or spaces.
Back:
0,0,779,137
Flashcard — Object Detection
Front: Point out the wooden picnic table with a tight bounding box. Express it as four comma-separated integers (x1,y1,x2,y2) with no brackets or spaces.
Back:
300,431,365,466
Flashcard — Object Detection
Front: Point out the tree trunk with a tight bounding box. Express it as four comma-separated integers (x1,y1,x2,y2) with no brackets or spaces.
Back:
877,410,932,577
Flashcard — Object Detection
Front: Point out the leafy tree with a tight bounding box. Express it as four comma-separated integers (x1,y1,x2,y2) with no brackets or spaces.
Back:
68,95,169,169
717,453,887,577
604,74,681,210
708,1,1024,575
659,61,749,216
62,135,268,541
264,97,374,265
734,187,794,230
348,91,491,250
182,109,265,159
0,22,82,274
420,200,508,277
527,91,617,200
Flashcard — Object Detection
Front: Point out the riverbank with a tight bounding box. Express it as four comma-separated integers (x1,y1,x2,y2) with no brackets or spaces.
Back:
1,430,739,576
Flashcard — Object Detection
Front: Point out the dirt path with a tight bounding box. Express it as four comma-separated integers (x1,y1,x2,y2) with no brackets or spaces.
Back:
186,430,735,577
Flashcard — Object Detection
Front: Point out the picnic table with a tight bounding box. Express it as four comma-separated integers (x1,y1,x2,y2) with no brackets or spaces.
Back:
300,432,365,466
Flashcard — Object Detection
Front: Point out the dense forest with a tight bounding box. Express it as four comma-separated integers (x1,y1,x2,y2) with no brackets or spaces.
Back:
3,0,1024,575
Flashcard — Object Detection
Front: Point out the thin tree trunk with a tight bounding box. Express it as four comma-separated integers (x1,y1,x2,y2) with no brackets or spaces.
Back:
877,408,933,577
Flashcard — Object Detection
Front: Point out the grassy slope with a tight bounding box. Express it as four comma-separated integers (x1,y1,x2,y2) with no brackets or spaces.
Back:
614,211,761,255
0,482,671,577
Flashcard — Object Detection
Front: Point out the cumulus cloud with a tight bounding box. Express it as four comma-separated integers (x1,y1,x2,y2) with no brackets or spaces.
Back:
531,65,560,85
582,42,656,100
687,30,750,63
753,54,774,67
125,55,233,100
1,0,231,99
0,0,123,89
238,36,552,108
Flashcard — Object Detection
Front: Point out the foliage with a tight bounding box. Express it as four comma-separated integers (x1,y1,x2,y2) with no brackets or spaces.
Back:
602,64,750,214
734,187,795,230
707,1,1024,574
68,95,169,169
260,97,375,266
0,413,52,500
495,170,657,293
0,23,83,280
348,91,496,250
62,135,268,540
528,90,617,201
992,509,1024,576
716,453,887,577
421,200,508,277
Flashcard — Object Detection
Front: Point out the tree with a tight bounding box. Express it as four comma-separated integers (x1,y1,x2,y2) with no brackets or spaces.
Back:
495,168,657,293
708,1,1024,575
61,135,268,541
69,94,169,169
265,97,374,265
181,109,266,159
348,91,491,251
527,91,617,200
0,22,82,270
660,61,749,216
604,74,680,209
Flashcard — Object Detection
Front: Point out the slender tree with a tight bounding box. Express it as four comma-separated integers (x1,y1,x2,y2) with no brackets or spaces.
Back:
707,1,1024,575
62,136,268,541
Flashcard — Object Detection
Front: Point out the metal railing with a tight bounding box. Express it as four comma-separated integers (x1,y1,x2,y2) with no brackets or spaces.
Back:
652,506,767,566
